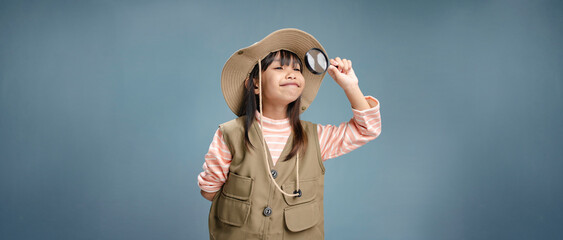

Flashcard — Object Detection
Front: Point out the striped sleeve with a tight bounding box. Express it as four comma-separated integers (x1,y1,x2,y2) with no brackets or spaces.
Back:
197,128,232,193
317,96,382,161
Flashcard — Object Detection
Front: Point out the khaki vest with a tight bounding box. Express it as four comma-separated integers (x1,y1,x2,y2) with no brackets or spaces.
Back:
208,116,326,240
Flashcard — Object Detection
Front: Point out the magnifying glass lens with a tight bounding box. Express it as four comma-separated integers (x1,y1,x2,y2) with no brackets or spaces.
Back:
304,48,329,75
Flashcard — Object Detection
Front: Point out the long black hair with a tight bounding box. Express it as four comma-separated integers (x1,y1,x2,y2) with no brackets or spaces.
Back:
239,50,307,161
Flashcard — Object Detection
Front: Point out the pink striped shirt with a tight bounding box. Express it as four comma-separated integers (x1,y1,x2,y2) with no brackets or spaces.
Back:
198,96,381,193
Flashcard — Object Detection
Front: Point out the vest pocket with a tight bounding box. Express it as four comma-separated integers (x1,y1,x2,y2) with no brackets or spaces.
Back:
216,193,251,227
284,200,320,232
216,172,253,227
281,177,318,205
222,172,253,200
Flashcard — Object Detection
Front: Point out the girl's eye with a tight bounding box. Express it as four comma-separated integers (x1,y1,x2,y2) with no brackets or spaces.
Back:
294,68,301,71
274,67,283,70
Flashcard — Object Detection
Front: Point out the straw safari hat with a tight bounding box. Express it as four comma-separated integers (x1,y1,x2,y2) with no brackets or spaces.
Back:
221,28,327,116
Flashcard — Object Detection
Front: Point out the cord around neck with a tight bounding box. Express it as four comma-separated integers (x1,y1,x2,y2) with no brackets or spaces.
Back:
258,59,301,197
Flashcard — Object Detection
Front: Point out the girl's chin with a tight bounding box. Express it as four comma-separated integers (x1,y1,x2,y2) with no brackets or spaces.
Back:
284,95,301,103
281,91,303,100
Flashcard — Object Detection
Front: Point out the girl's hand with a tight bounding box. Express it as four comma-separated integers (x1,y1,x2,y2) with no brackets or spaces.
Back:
327,57,371,111
327,57,359,91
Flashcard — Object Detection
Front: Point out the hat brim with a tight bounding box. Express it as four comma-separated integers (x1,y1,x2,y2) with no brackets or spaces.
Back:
221,28,327,116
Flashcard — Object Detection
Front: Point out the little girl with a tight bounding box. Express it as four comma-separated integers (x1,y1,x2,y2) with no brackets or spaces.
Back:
197,28,381,239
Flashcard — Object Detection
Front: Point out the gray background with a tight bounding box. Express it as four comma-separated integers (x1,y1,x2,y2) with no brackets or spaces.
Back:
1,0,562,239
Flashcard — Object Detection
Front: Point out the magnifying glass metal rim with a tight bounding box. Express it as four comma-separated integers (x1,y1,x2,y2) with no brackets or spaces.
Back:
304,48,329,75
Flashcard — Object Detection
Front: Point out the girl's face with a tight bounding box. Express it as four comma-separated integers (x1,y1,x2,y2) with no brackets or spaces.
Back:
255,53,305,107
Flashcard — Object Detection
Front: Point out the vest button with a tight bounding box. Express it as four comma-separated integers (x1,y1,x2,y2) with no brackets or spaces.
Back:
271,169,278,179
263,207,272,217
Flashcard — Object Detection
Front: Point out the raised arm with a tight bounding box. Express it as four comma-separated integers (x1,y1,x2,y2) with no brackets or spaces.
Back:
317,57,382,160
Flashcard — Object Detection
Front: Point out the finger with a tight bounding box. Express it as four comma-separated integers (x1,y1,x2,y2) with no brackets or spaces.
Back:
330,58,338,68
335,57,343,65
346,59,352,73
342,58,349,73
335,57,344,72
330,58,341,72
327,65,340,78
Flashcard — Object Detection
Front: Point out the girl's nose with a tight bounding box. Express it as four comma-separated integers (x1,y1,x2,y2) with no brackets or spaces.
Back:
287,71,296,79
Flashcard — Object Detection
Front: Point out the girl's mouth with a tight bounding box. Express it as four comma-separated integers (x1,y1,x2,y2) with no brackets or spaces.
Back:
280,83,299,87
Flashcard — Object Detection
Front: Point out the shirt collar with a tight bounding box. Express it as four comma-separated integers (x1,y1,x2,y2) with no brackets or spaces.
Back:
255,110,290,129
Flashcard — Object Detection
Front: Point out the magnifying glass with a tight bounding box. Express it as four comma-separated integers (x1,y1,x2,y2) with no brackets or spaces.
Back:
304,48,330,75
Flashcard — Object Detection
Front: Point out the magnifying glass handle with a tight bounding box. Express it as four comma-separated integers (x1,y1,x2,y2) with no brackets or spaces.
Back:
330,63,341,70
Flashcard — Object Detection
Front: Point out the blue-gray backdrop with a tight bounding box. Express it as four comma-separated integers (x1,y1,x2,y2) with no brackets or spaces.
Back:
1,0,562,239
